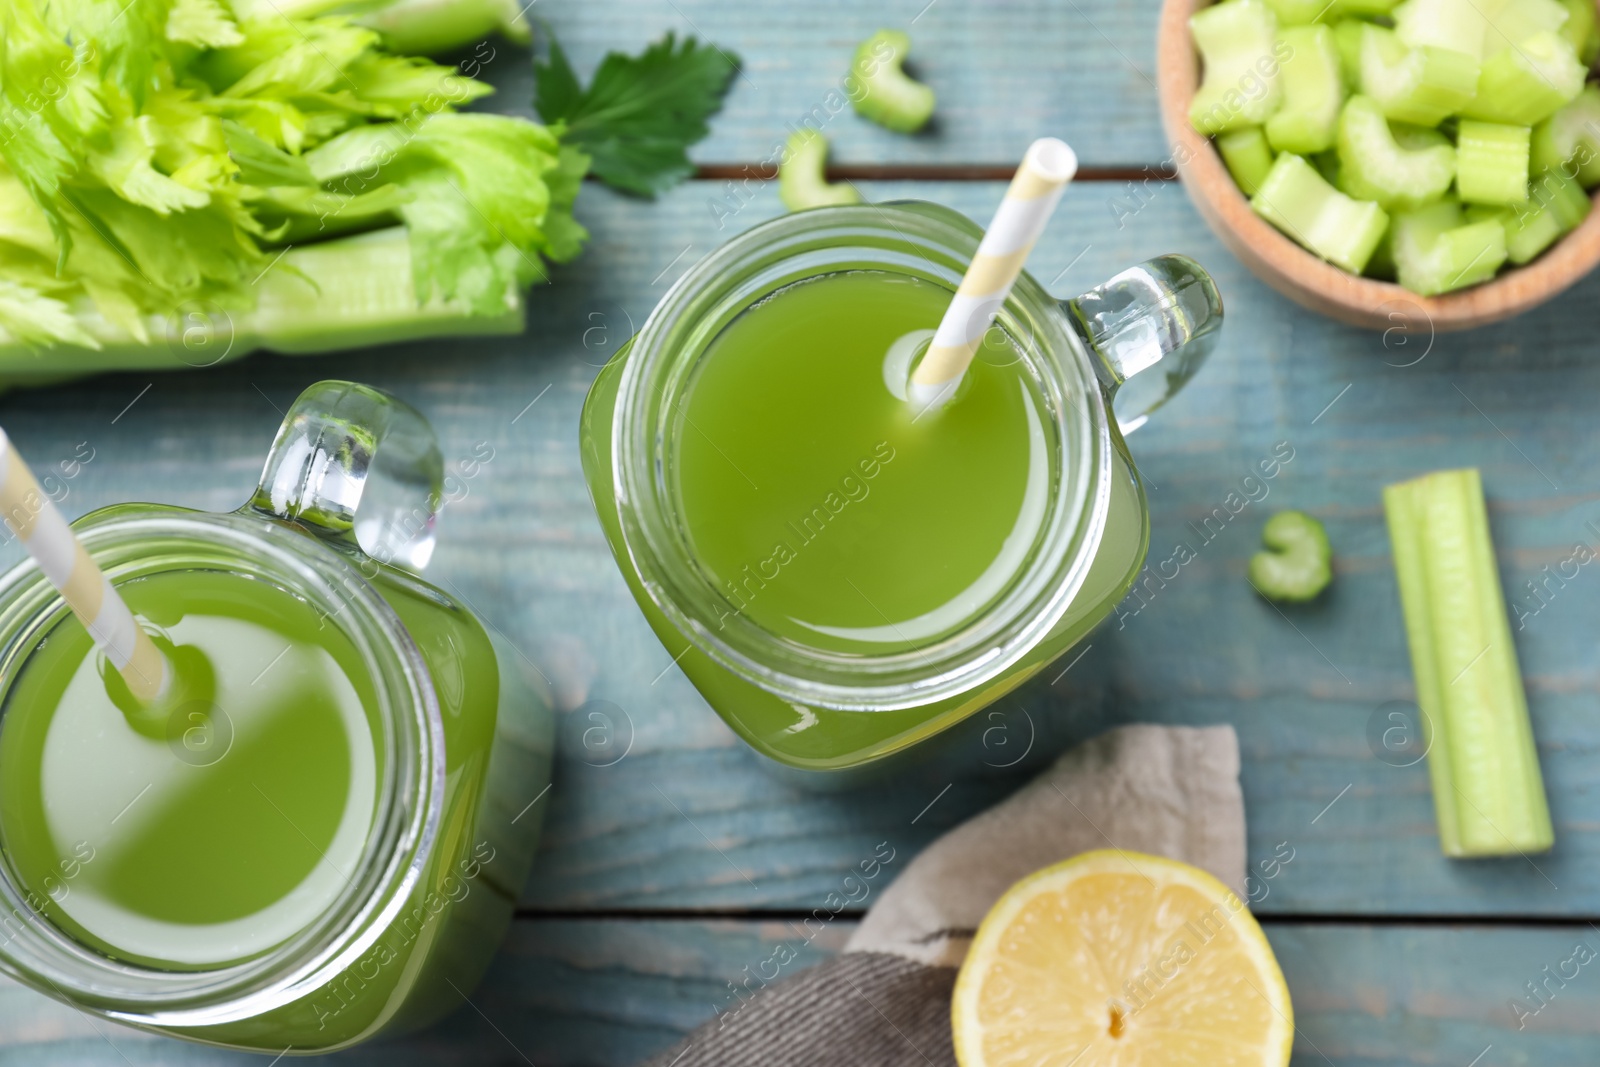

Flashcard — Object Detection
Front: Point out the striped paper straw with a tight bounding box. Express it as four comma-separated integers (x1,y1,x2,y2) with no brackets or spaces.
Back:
909,137,1077,411
0,429,168,703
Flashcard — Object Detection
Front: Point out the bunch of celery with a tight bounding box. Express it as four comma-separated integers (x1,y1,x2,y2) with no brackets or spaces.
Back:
1191,0,1600,296
0,0,581,383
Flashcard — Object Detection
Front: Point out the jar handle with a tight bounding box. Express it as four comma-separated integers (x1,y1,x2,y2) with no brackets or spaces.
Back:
248,380,444,571
1063,254,1223,434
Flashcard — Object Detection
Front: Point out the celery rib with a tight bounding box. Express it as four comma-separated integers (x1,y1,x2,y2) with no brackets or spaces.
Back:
1384,469,1554,858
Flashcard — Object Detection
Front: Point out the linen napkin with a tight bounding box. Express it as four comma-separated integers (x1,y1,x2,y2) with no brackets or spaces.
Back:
642,724,1245,1067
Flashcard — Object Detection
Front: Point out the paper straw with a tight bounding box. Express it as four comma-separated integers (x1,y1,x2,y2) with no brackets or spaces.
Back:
909,137,1077,411
0,429,168,703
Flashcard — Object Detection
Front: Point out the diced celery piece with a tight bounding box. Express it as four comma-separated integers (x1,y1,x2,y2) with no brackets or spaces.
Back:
1461,31,1585,125
1484,0,1571,52
1360,25,1480,126
1217,126,1277,195
779,130,862,211
850,30,937,133
1251,152,1390,270
1333,19,1368,84
1558,0,1599,62
1337,94,1456,206
1531,84,1600,187
1265,0,1332,24
1492,166,1593,261
1383,469,1554,858
1267,24,1347,152
1393,0,1486,58
1249,510,1333,602
1391,199,1509,291
1190,0,1286,134
1457,119,1532,203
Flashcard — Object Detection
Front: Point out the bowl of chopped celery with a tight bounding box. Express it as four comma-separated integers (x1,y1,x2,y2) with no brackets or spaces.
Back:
1157,0,1600,330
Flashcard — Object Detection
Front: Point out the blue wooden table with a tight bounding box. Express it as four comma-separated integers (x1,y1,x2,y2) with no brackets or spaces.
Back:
3,1,1600,1063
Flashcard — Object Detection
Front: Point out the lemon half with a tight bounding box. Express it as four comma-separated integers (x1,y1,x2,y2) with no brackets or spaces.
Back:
952,850,1293,1067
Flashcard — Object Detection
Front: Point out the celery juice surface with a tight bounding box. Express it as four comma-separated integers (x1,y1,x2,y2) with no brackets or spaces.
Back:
674,271,1057,652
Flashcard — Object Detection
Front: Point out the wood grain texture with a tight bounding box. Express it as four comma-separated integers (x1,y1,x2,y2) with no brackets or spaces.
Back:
0,919,1596,1065
474,0,1173,169
1155,0,1600,331
3,181,1600,917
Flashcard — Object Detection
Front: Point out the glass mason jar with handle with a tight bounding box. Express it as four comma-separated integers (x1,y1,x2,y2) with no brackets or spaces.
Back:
0,381,552,1051
580,201,1221,774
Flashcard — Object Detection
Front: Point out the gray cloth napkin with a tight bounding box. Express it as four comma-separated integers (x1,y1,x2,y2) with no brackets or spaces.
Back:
642,724,1244,1067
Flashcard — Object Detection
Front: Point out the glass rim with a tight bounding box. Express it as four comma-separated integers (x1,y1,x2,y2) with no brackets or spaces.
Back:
610,201,1114,711
0,506,445,1025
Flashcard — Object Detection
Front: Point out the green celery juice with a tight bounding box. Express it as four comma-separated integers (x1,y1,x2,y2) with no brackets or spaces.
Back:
0,570,381,968
675,270,1056,651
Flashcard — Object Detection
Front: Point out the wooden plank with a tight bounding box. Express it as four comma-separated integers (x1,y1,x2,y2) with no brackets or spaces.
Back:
0,919,1595,1064
475,0,1172,169
5,180,1600,916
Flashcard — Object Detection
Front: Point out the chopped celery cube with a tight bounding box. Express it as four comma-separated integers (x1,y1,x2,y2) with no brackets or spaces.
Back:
1461,31,1585,125
1251,152,1390,270
779,130,862,211
1391,199,1509,291
1491,166,1593,261
1265,0,1333,24
1266,24,1346,153
1249,510,1333,602
1384,469,1554,858
1190,0,1286,134
1531,84,1600,187
1360,24,1480,126
1333,19,1368,84
1217,126,1277,195
1394,0,1486,58
850,30,937,133
1457,119,1532,203
1337,93,1456,206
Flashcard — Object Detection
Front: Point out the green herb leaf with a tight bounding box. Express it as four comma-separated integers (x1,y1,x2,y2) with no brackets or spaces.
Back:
535,32,740,197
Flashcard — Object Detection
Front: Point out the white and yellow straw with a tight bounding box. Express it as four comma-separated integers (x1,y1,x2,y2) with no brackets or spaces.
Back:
0,429,168,703
909,137,1078,412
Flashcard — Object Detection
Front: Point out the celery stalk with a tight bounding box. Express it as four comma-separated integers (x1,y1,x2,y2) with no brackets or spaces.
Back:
1267,24,1347,153
1360,25,1480,126
1457,119,1533,204
0,229,522,388
1384,469,1554,858
1531,85,1600,187
1336,94,1456,207
1190,0,1285,135
1218,127,1278,195
1460,31,1586,126
229,0,532,56
1251,152,1390,271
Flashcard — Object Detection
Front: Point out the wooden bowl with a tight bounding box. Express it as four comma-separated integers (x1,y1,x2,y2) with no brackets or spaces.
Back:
1156,0,1600,332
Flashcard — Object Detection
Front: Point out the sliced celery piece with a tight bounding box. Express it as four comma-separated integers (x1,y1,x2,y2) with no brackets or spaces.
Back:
1457,119,1532,203
1360,25,1480,126
1333,19,1368,85
1337,94,1456,207
1265,0,1332,24
1249,510,1332,601
1190,0,1285,134
1393,0,1486,58
779,130,862,211
1384,469,1554,859
1267,24,1347,152
1460,31,1585,125
1531,84,1600,187
1217,127,1277,195
1391,199,1509,291
850,30,937,133
1251,152,1390,270
1493,166,1592,261
1484,0,1571,52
